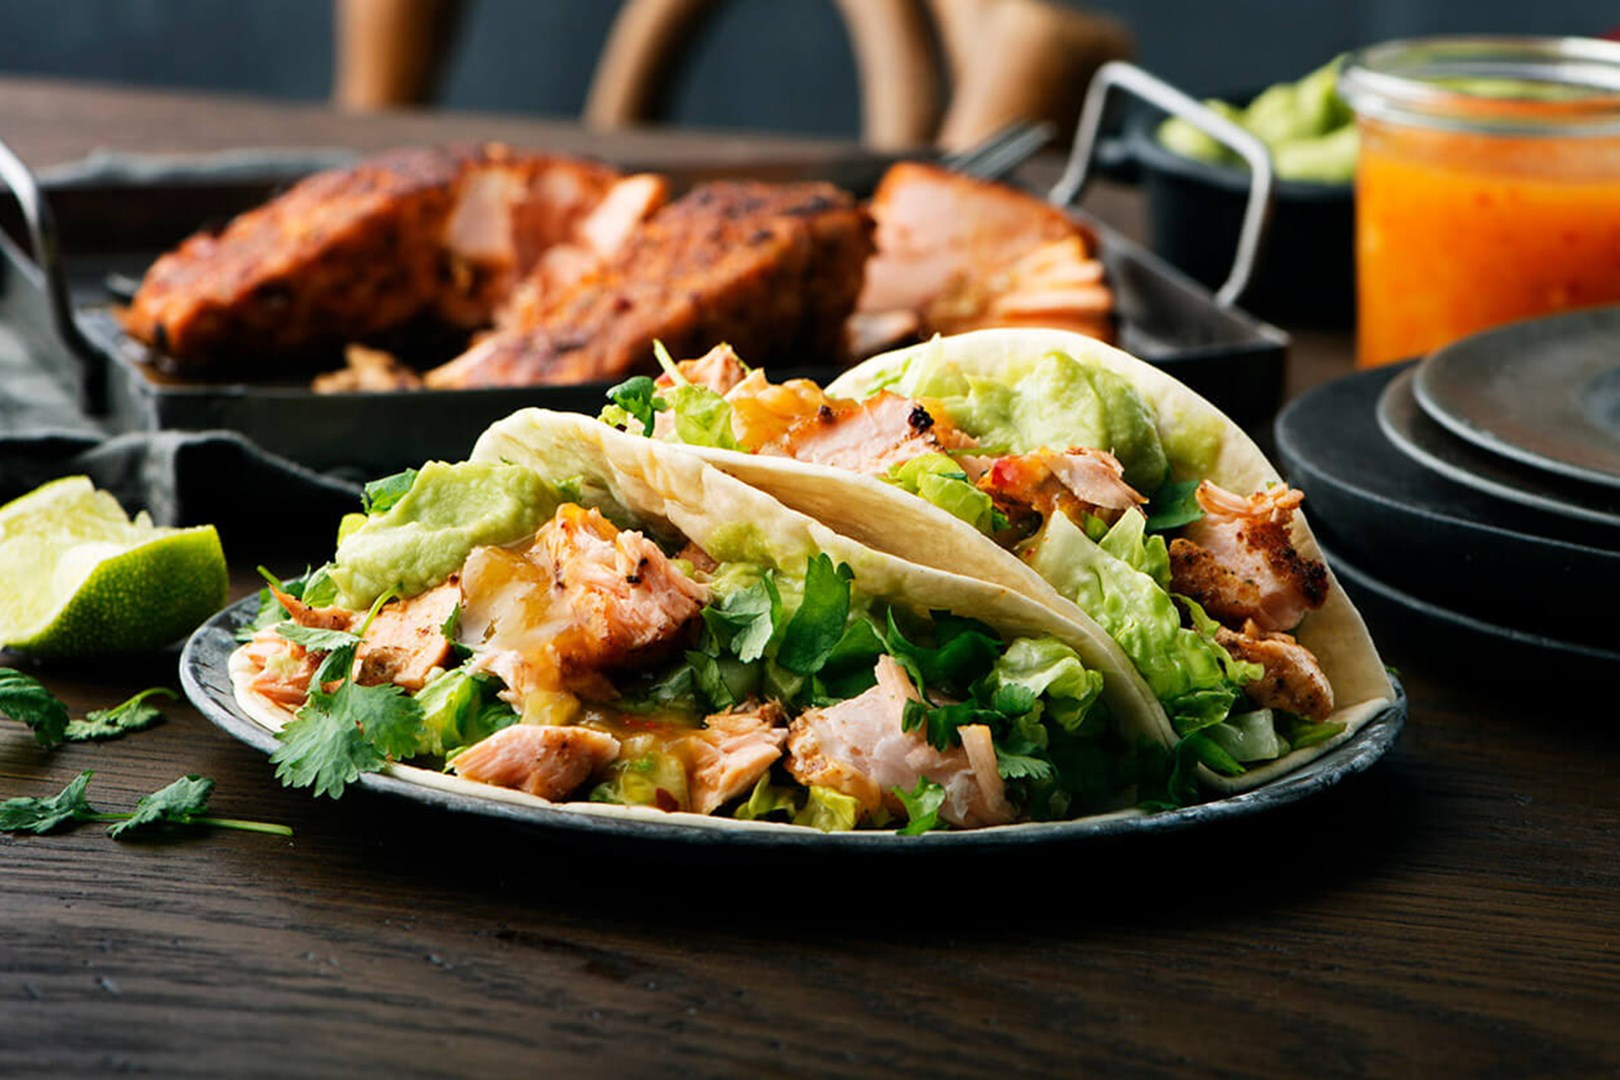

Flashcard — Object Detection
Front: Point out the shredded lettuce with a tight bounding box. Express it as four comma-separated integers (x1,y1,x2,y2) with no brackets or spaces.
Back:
1202,708,1289,763
1023,510,1245,735
652,341,741,449
414,669,515,757
876,349,1169,494
883,453,1003,535
988,637,1104,734
894,777,947,835
793,785,861,832
733,773,800,822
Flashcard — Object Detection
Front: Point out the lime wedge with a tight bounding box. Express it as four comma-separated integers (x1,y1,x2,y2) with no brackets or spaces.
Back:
0,477,228,658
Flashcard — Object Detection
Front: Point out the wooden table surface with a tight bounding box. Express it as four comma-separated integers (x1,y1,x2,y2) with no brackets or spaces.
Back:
3,78,1617,1078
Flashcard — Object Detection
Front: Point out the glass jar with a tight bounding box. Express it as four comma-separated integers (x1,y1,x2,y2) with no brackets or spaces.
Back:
1341,36,1620,367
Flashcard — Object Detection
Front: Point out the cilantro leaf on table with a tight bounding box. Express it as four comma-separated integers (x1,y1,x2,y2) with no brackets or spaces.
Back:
0,668,70,749
1,771,291,839
107,774,292,839
894,776,947,835
361,468,419,515
106,774,216,838
64,687,176,742
0,770,105,833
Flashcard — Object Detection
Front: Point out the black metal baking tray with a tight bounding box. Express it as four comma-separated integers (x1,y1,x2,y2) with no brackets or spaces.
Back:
0,141,1286,476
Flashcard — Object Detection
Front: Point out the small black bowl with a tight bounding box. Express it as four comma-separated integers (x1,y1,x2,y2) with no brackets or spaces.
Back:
1109,103,1355,329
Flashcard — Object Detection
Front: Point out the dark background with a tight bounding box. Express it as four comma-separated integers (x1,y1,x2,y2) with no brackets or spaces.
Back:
1,0,1618,136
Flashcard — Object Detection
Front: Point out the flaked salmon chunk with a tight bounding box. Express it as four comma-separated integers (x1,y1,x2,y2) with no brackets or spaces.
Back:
771,392,977,476
1216,620,1335,722
858,161,1114,343
687,701,790,815
785,655,1014,829
450,723,621,800
459,504,709,706
978,447,1145,537
355,577,461,692
1173,482,1329,633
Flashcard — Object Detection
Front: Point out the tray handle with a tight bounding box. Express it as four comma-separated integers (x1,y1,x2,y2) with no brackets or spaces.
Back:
0,136,105,414
1050,61,1274,309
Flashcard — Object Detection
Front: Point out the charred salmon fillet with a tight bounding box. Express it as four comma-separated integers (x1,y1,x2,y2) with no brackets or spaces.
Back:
425,181,873,388
123,145,660,373
857,161,1113,342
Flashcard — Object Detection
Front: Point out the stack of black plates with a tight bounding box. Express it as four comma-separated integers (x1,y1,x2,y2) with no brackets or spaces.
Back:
1276,308,1620,669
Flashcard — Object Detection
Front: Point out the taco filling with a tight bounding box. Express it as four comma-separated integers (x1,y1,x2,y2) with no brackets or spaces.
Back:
234,454,1180,831
600,341,1347,782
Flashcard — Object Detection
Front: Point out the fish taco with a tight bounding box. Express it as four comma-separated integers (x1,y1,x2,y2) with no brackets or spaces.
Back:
231,410,1216,834
595,329,1393,793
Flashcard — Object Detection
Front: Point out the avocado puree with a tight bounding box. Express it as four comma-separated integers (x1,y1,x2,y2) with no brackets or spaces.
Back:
884,348,1169,494
328,461,560,608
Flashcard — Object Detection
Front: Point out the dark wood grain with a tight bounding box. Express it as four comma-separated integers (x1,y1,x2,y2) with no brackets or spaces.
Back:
3,77,1618,1079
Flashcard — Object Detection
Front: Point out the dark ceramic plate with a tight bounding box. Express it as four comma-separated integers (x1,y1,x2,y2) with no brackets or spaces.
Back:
182,596,1405,853
1276,363,1620,644
1414,307,1620,489
1377,368,1620,530
1322,542,1620,671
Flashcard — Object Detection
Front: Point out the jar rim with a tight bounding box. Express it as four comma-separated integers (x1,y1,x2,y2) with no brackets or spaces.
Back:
1341,35,1620,136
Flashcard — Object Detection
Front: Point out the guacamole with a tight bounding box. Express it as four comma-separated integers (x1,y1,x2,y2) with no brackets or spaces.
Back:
327,461,561,608
1157,56,1358,184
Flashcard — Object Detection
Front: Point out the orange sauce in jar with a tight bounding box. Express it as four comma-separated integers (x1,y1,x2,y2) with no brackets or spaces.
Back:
1344,37,1620,366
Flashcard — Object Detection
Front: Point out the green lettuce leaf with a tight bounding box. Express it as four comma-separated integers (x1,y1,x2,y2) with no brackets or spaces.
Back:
793,785,862,832
988,637,1104,734
1023,510,1242,735
1203,708,1289,764
894,776,947,835
884,452,1002,534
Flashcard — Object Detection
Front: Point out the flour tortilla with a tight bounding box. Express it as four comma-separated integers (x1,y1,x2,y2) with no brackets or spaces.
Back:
231,410,1169,829
651,328,1393,792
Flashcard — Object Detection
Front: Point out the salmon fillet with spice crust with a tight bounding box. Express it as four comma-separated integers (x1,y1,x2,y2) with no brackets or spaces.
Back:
123,145,658,374
424,181,873,388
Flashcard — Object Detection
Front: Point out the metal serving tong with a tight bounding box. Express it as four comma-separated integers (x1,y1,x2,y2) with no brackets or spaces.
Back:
941,119,1057,181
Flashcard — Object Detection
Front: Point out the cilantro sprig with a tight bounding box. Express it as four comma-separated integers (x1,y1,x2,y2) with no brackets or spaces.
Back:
0,667,70,748
603,375,668,436
64,688,176,742
893,776,947,835
0,771,291,839
268,591,425,799
362,468,419,515
1,669,177,748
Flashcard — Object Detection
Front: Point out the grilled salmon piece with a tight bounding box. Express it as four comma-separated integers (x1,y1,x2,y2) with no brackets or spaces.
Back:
1171,482,1329,633
424,181,872,388
857,161,1113,342
785,655,1014,828
1215,620,1335,722
241,632,323,708
687,702,790,815
977,447,1145,538
354,577,461,692
460,504,710,706
124,145,642,373
450,723,621,799
771,391,976,475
